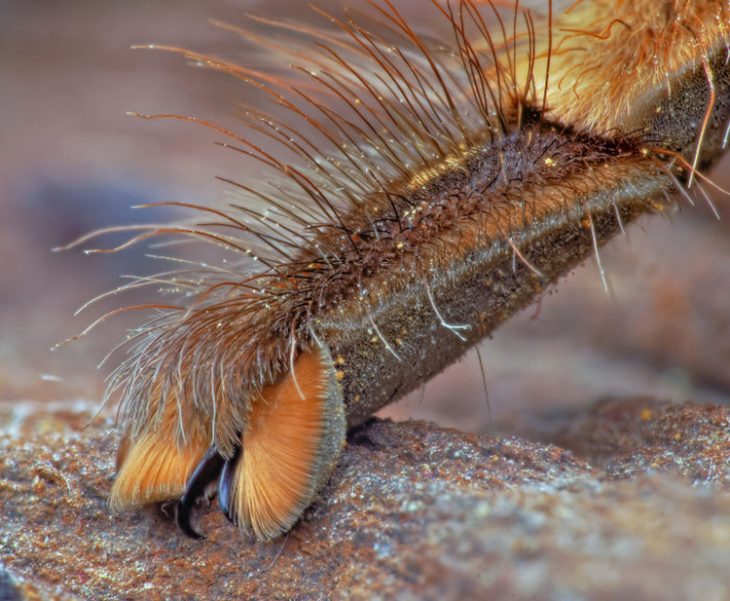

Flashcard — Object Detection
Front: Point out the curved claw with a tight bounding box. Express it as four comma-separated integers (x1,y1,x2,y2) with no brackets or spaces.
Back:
176,446,225,540
176,504,205,540
218,445,242,525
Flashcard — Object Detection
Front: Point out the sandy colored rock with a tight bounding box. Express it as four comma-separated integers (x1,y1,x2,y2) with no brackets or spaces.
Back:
0,398,728,601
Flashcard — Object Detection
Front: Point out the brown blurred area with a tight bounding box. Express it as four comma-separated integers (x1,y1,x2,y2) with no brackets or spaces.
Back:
0,0,728,429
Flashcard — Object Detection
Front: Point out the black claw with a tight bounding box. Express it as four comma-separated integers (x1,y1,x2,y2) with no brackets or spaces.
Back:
218,445,242,524
176,446,225,540
176,504,205,540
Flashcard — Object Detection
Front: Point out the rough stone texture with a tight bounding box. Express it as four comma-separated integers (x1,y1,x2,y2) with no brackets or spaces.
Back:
1,0,729,425
1,399,728,601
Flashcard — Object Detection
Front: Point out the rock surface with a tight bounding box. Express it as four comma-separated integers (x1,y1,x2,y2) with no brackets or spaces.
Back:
1,398,728,601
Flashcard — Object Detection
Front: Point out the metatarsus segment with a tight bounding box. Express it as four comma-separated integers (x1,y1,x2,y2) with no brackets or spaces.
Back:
316,155,670,427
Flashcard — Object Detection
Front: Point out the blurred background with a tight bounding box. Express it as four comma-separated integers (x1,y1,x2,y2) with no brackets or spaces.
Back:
1,0,729,432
